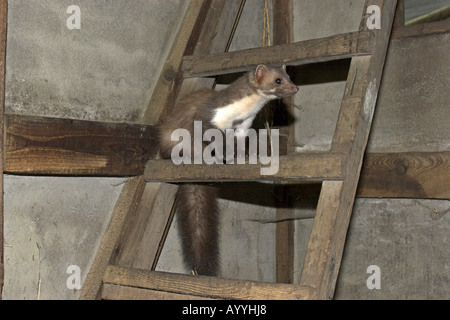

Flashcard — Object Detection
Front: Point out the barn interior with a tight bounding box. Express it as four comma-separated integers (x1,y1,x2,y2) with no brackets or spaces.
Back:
0,0,449,300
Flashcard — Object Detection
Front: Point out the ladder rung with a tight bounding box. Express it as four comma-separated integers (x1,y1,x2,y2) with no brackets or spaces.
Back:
144,153,344,183
103,265,316,300
182,30,372,78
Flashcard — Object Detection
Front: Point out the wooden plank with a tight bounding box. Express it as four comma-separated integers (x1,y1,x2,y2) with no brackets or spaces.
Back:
4,115,158,176
272,0,295,285
79,176,146,300
103,265,316,300
393,0,405,28
301,0,398,299
358,152,450,199
144,154,344,183
142,0,212,124
109,182,178,269
182,30,372,78
125,183,178,269
300,181,344,300
101,283,215,300
391,19,450,39
0,0,7,300
282,152,450,200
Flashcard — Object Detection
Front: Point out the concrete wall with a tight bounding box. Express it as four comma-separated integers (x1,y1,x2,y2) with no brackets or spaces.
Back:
3,0,449,299
3,0,189,299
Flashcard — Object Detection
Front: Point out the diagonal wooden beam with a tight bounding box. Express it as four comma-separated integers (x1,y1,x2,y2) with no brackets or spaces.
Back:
300,0,398,299
80,1,213,299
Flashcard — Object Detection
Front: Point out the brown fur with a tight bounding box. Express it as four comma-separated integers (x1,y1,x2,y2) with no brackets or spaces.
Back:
157,65,298,276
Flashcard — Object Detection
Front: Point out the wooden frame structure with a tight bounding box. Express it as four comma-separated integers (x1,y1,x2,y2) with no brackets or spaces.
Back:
1,0,449,299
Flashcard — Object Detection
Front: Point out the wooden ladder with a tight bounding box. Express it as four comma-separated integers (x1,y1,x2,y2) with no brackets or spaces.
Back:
81,0,398,300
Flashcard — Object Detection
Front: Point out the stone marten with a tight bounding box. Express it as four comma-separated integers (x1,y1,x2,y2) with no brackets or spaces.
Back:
158,64,298,276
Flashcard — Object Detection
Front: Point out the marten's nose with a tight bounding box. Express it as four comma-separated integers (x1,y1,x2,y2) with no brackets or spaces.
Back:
292,86,299,93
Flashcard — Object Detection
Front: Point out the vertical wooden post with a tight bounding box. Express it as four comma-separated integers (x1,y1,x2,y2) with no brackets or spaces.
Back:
0,0,7,300
272,0,296,284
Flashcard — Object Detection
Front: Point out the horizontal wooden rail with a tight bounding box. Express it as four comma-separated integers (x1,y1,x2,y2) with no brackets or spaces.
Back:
102,265,316,300
182,30,372,77
358,151,449,199
144,154,344,182
4,114,158,176
3,114,448,199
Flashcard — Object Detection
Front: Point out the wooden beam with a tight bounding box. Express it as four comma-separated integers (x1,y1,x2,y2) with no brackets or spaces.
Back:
103,265,316,300
300,181,343,300
142,0,212,125
111,182,178,270
272,0,295,285
144,154,344,183
301,0,398,299
391,18,450,39
79,176,146,300
182,30,372,77
393,0,405,28
4,115,158,176
101,283,215,300
358,152,450,199
0,0,7,300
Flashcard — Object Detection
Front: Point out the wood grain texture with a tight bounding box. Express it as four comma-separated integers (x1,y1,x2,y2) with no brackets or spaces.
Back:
4,115,158,176
103,265,316,300
101,283,215,300
391,18,450,39
182,30,372,77
358,152,450,199
144,154,344,183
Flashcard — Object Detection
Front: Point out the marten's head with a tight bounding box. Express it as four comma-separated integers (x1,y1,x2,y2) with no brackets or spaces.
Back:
251,64,299,99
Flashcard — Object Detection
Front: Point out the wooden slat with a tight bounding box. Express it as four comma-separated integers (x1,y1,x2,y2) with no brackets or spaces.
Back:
301,0,398,299
358,152,450,199
300,181,343,300
272,0,295,285
0,0,7,299
101,283,215,300
142,0,212,124
113,182,179,269
103,265,316,300
4,114,158,176
79,176,146,300
182,30,372,78
391,18,450,39
144,154,344,183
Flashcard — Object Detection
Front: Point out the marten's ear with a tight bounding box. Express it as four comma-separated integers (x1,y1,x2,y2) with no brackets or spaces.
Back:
255,64,268,82
282,64,286,71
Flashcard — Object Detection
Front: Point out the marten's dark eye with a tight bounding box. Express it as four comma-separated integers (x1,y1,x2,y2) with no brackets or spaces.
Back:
275,78,282,84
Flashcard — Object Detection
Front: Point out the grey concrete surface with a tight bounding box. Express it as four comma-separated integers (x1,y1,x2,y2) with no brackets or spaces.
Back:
5,0,188,122
3,175,125,299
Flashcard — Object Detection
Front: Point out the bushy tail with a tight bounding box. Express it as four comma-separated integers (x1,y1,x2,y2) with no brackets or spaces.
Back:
176,183,219,276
